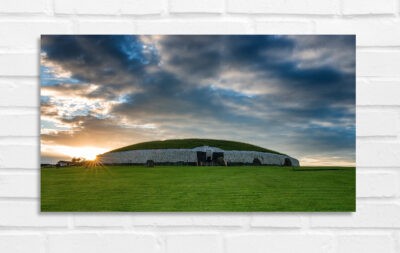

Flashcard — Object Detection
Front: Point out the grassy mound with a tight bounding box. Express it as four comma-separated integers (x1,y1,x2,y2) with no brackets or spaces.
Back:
107,138,283,155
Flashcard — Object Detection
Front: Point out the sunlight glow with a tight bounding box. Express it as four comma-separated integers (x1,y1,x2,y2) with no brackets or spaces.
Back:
300,156,355,167
44,145,109,161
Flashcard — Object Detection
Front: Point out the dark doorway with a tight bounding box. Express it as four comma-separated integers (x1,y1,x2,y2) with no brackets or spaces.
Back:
253,158,262,165
212,152,224,166
284,158,292,166
197,151,206,165
146,160,155,167
212,152,224,161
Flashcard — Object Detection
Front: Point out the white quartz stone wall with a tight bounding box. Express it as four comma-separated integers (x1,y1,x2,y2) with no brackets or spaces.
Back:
224,151,299,166
288,157,300,167
98,149,299,166
98,149,198,164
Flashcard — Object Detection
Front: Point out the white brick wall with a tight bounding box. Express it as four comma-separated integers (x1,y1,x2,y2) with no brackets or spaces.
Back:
0,0,399,252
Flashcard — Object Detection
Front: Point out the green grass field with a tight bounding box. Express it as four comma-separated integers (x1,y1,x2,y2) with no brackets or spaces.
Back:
41,166,355,212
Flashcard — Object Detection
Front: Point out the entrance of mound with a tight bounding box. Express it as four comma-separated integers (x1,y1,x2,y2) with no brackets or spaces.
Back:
196,150,225,166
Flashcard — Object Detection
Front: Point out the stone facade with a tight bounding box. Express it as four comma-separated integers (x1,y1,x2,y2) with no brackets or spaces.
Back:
224,150,299,166
98,149,198,164
98,146,300,166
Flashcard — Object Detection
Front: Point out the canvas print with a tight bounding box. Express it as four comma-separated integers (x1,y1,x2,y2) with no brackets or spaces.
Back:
40,35,355,212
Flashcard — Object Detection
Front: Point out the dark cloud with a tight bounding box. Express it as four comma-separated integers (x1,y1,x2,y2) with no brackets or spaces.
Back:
41,35,159,99
41,35,355,165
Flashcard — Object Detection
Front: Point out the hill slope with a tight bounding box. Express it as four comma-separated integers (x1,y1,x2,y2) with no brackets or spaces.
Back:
107,138,283,155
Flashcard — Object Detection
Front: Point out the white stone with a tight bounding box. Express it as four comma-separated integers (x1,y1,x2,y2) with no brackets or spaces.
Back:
98,146,300,166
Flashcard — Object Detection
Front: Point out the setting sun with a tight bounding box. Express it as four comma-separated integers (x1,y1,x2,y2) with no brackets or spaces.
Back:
43,145,109,161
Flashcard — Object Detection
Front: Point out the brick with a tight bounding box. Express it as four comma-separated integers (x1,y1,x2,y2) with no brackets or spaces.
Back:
169,0,224,13
358,51,400,77
357,172,398,197
132,214,248,227
315,18,400,46
191,215,248,226
0,201,68,227
136,20,253,34
49,234,105,253
342,0,395,15
121,0,164,15
0,234,45,253
227,0,340,15
337,234,396,253
77,20,135,34
0,145,38,169
255,20,313,34
358,80,400,105
225,234,332,253
166,234,221,253
55,0,163,15
48,233,160,253
0,0,47,14
0,173,38,198
356,110,398,136
103,233,161,253
310,204,400,228
0,114,39,136
0,21,72,49
250,214,302,227
54,0,121,15
73,214,131,227
357,142,400,167
132,214,192,226
0,79,38,107
0,53,38,77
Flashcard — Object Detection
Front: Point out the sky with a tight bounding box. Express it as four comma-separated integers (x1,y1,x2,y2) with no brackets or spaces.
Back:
40,35,355,166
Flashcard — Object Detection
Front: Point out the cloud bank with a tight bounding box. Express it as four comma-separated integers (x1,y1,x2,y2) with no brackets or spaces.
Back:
41,35,355,165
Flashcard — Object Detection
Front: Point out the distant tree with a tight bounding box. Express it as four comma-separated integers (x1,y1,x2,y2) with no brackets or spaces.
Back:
71,157,86,166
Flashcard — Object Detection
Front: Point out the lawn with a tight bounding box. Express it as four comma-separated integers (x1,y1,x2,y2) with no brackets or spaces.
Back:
41,166,355,212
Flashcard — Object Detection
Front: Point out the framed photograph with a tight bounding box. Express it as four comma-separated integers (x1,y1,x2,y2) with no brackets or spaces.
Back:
40,35,355,212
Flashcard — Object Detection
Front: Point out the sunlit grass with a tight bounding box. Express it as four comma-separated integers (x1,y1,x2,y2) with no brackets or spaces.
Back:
41,165,355,212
